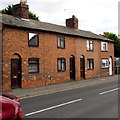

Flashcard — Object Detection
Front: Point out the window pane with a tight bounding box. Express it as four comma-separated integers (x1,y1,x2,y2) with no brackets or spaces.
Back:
62,62,66,71
87,60,90,69
88,59,94,70
90,60,93,69
102,59,108,68
28,64,38,73
57,36,65,49
58,59,61,71
90,41,93,44
28,58,39,73
61,40,64,48
87,40,93,50
58,58,66,72
90,42,93,50
101,42,108,51
58,38,61,47
29,33,38,46
87,40,89,50
101,42,104,51
106,43,108,51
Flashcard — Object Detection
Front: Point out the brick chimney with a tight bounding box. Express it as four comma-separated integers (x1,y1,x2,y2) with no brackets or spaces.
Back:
66,15,78,29
13,1,29,19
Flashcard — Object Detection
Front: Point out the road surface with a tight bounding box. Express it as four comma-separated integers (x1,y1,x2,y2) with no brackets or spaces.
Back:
20,79,118,119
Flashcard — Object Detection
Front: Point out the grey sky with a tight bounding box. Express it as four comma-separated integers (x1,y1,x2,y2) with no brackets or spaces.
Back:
1,0,119,35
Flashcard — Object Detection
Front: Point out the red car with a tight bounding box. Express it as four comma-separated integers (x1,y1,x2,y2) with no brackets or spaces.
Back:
0,93,22,120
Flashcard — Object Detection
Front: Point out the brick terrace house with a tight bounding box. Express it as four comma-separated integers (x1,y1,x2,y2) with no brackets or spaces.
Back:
0,2,114,92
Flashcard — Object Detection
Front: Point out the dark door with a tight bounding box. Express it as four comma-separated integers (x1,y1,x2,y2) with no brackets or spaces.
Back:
80,57,85,79
70,55,75,80
11,59,21,89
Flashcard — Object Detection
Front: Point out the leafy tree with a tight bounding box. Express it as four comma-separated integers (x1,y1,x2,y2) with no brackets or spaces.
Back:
0,5,13,15
102,32,120,57
28,11,39,21
0,4,39,21
103,32,118,41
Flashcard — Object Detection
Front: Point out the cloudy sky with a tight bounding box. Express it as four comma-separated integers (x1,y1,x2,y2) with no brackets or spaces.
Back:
1,0,119,35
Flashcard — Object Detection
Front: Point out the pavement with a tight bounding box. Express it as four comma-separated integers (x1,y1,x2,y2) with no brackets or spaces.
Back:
7,75,119,99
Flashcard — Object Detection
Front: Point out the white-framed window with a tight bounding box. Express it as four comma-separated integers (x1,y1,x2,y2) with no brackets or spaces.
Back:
57,58,66,72
102,59,109,68
28,58,39,73
101,42,108,51
87,59,94,70
57,35,65,49
87,40,93,51
28,32,39,47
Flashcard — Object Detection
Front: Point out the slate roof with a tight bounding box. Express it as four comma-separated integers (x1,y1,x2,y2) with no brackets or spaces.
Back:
1,14,114,42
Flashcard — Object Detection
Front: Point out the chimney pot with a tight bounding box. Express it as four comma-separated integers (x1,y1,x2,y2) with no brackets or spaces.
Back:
20,0,27,4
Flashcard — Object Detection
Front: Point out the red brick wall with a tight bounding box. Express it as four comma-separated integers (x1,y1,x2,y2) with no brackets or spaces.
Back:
2,27,114,91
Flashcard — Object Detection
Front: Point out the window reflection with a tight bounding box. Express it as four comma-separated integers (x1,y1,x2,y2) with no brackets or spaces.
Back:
29,33,38,47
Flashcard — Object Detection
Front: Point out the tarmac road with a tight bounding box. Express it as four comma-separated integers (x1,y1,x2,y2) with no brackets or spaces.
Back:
20,77,119,119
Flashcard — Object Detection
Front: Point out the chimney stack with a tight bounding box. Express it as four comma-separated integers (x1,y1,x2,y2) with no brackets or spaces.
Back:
66,15,78,29
13,0,29,19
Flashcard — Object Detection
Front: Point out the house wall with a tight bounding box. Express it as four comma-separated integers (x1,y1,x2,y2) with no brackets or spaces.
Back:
100,42,114,76
0,23,2,92
2,27,114,92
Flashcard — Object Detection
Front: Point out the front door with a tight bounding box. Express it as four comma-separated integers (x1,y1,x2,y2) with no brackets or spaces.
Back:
80,56,85,79
70,55,75,80
11,58,21,89
109,57,112,76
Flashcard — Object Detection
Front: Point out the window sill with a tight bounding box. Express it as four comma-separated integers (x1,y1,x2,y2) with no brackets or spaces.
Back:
102,67,109,69
28,45,39,47
57,47,65,49
58,71,66,72
29,72,39,74
101,50,108,52
87,50,94,52
87,69,94,70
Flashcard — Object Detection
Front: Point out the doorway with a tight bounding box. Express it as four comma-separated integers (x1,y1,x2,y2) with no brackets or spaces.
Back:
70,55,75,80
80,55,85,79
11,54,21,89
109,57,113,76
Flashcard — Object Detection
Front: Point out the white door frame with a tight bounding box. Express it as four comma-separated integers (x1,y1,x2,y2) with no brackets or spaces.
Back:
109,57,112,76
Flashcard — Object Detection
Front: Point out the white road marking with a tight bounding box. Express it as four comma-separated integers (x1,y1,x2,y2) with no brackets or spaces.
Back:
25,98,82,117
99,88,119,95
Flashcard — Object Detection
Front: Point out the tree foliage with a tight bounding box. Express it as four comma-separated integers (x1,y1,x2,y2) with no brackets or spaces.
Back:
0,5,13,15
28,11,39,21
103,32,120,57
0,4,39,21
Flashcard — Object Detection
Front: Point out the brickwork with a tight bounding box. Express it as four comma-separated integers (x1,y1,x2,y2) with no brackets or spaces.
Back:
2,26,114,92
